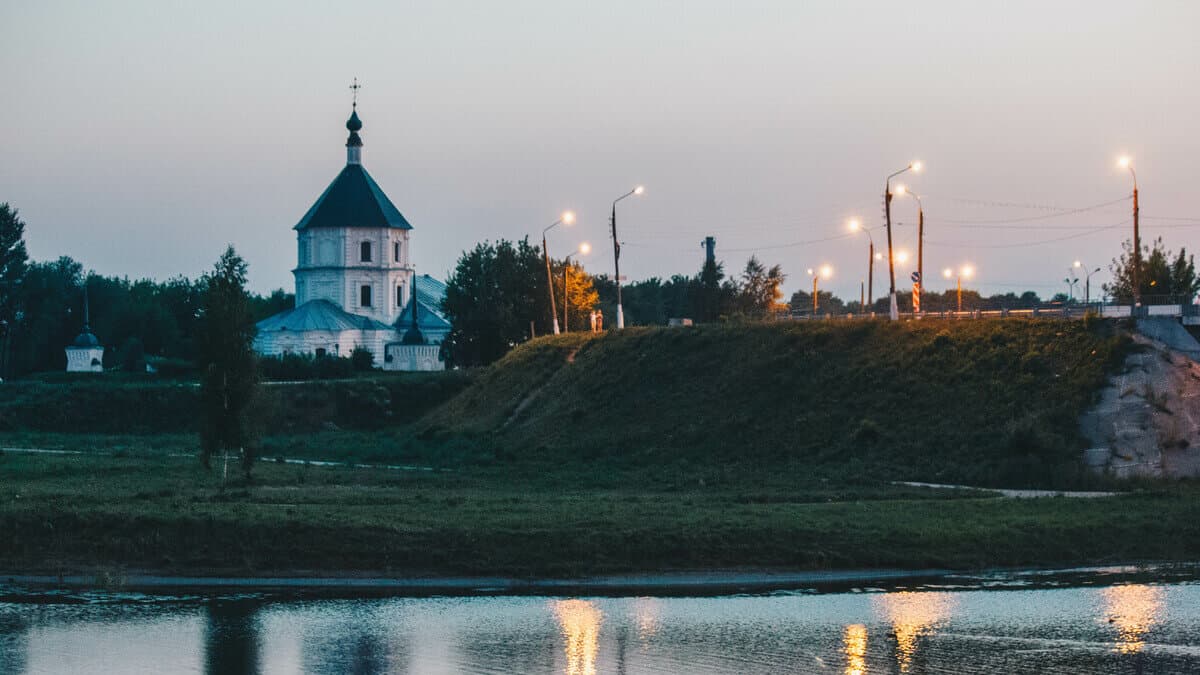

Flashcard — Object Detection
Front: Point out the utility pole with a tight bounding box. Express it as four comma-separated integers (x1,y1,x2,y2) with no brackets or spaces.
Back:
917,203,924,315
868,240,874,308
1132,179,1141,307
885,187,898,320
543,232,560,334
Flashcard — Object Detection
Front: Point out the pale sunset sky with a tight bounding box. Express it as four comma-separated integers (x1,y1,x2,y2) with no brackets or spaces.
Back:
2,0,1198,300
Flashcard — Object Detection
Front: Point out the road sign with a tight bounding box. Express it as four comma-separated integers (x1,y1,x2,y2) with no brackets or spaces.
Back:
911,271,921,283
913,283,921,313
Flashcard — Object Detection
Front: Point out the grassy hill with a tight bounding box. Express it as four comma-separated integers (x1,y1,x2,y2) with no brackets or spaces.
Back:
419,319,1132,488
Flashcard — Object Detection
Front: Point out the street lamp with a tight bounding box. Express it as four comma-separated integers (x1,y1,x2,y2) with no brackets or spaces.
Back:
894,184,925,314
542,210,575,335
563,242,591,333
1073,260,1102,305
1117,156,1141,308
885,160,922,320
609,185,645,330
848,218,877,311
943,264,974,313
806,265,833,316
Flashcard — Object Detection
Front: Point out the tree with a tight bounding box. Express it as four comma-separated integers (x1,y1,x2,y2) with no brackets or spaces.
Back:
442,238,548,367
1106,237,1200,304
737,256,786,317
0,204,28,322
558,259,599,331
198,246,258,476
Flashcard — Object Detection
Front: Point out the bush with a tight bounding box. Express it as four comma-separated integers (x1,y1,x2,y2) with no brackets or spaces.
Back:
258,353,354,381
351,347,375,372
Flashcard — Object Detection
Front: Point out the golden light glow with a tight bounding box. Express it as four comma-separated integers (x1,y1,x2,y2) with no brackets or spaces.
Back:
848,218,862,232
875,252,884,261
943,268,953,279
634,185,646,195
807,268,814,275
911,160,923,173
961,264,974,278
562,211,576,225
895,250,909,264
1073,260,1082,268
843,624,867,675
894,184,908,196
553,599,603,675
876,591,956,673
579,242,592,255
1118,156,1132,169
1102,584,1163,655
820,264,834,279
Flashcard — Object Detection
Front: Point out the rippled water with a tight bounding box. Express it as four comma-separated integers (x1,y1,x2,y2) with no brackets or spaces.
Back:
2,575,1199,674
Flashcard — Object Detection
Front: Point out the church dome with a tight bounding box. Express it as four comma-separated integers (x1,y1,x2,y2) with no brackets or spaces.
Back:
72,327,100,347
346,109,362,132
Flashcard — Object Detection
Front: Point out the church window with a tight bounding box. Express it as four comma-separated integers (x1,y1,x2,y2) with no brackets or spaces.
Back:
397,285,403,307
360,241,373,262
360,284,373,307
393,241,401,262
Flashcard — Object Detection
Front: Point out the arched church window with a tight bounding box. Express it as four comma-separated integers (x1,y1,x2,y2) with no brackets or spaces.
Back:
360,284,373,307
360,241,373,262
393,241,401,262
396,285,403,307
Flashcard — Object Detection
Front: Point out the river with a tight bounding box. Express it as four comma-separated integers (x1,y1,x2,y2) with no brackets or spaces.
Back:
1,567,1198,674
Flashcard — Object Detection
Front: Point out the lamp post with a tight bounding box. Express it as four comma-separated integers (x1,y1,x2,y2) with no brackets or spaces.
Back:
609,185,644,329
894,185,924,314
542,211,576,335
943,264,974,313
884,161,921,320
806,265,833,316
563,242,591,332
847,218,879,311
1074,260,1102,305
1118,156,1141,308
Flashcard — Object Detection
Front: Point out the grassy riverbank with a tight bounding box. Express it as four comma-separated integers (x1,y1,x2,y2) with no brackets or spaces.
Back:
1,448,1198,577
4,318,1186,579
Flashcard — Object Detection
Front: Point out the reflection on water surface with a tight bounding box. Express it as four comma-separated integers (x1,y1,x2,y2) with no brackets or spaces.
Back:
1,576,1198,674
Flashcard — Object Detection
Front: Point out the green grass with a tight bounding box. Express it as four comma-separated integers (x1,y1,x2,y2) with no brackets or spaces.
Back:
2,318,1179,578
1,450,1197,576
421,319,1132,488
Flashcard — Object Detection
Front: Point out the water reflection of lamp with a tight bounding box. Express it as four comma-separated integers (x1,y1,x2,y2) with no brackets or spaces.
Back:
632,597,660,643
843,624,867,675
553,599,603,675
1102,584,1163,654
876,591,956,673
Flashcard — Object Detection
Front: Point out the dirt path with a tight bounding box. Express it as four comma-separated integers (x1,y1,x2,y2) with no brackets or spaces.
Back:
893,481,1120,498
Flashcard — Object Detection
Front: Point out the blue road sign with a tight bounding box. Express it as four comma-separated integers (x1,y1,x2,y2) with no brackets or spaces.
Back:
911,271,921,283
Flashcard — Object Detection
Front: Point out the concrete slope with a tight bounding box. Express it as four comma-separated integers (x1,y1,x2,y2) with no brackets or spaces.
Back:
1137,318,1200,359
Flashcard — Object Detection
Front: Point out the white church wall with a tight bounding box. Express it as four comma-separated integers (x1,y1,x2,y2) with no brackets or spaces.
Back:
65,347,104,373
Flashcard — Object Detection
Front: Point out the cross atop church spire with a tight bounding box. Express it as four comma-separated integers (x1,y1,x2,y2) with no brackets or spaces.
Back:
345,78,363,164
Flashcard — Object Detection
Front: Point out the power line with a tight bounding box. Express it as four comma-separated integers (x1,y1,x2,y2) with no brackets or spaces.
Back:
922,196,1130,224
925,220,1129,249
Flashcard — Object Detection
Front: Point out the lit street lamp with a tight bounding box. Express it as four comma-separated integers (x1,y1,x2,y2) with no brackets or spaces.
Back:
609,185,645,330
884,160,922,320
806,265,833,315
943,264,974,313
562,242,591,333
1118,156,1141,308
1073,260,1102,305
542,210,575,335
894,184,925,314
847,219,878,310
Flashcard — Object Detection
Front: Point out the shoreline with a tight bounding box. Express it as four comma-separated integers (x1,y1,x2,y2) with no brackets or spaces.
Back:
4,563,1196,599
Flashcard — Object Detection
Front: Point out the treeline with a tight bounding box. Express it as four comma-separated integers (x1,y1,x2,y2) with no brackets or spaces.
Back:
0,204,292,377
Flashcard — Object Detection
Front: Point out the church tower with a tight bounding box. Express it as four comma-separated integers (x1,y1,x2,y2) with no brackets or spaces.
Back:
292,89,414,325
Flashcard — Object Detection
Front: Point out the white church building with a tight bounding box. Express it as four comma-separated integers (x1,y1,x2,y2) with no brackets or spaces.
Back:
253,101,450,371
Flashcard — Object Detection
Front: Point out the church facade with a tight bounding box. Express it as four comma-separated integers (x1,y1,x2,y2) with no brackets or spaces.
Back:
253,103,449,370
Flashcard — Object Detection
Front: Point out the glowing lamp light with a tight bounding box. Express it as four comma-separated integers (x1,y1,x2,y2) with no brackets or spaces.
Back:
943,268,953,279
961,264,975,278
894,184,908,196
1118,156,1132,169
579,242,592,255
911,160,923,173
819,264,834,279
895,250,910,264
875,252,884,261
633,185,646,195
1073,260,1082,268
848,218,861,232
562,211,576,225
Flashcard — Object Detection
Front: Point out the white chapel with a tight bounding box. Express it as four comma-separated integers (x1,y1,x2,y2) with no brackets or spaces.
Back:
253,97,450,371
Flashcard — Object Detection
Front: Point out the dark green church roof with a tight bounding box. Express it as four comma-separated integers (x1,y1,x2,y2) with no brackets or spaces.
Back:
294,164,412,231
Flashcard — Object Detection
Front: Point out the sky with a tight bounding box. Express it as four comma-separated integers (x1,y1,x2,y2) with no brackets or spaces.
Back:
2,0,1198,301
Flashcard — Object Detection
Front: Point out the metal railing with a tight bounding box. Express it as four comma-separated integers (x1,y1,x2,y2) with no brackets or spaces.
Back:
776,300,1199,322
